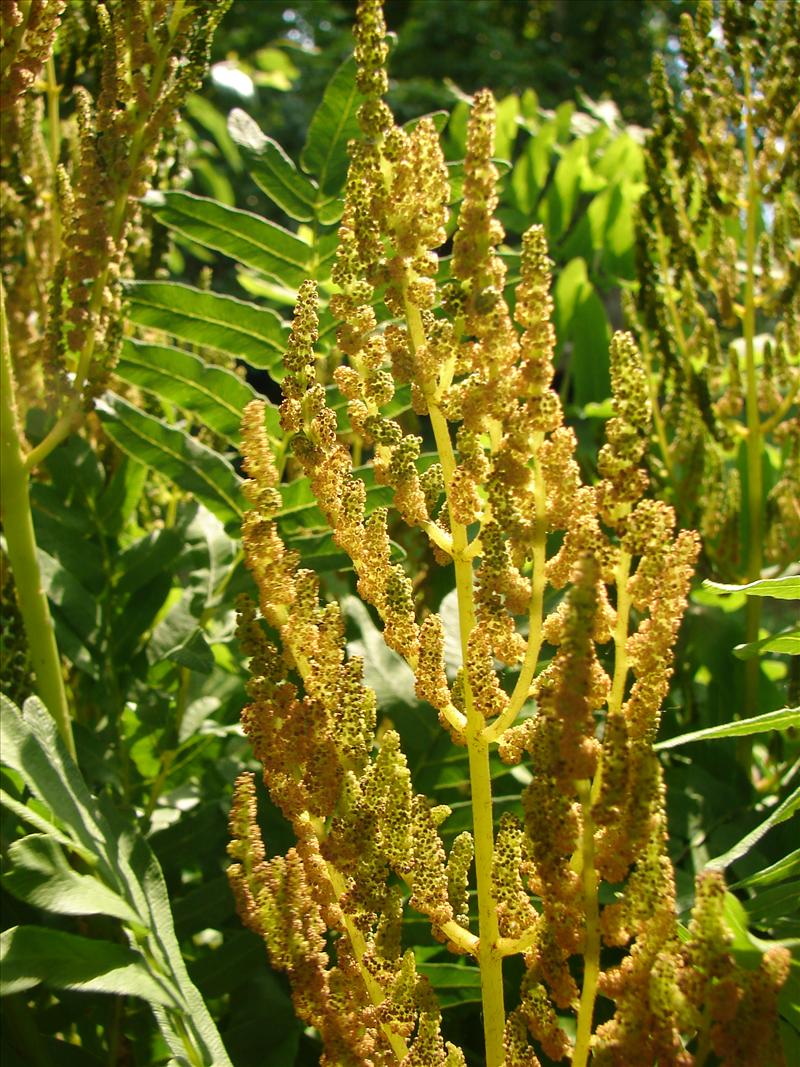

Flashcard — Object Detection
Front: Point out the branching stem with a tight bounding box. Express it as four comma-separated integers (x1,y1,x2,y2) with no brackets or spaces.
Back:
405,297,506,1067
484,438,547,743
572,778,600,1067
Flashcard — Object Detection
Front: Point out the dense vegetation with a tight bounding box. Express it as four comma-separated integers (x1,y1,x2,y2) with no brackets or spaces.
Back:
1,1,797,1065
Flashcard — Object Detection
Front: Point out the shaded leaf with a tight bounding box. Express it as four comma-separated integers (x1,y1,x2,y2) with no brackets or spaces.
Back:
283,529,406,574
96,392,243,534
732,850,800,891
148,596,215,675
417,961,482,1008
95,455,147,536
37,549,100,646
707,785,800,872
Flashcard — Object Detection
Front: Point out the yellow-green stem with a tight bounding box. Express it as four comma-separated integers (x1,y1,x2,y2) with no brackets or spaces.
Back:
484,439,546,743
742,59,763,736
572,779,601,1067
0,281,75,758
325,862,410,1060
406,298,505,1067
591,548,633,816
608,550,632,721
640,333,674,483
45,56,61,258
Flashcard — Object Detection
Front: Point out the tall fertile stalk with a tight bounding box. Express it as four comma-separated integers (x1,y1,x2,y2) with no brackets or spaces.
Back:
228,3,790,1063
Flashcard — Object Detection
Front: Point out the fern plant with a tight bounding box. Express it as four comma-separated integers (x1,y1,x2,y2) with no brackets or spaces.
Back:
627,0,799,733
226,3,792,1064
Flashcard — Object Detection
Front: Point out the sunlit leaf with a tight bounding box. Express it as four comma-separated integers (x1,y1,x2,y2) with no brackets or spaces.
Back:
655,707,800,750
703,575,800,600
228,108,318,221
3,834,144,925
0,926,178,1004
143,190,313,286
733,630,800,659
301,56,361,204
124,280,289,370
117,338,261,445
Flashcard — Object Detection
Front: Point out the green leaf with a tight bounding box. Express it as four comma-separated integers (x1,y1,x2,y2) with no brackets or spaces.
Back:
0,926,177,1005
301,56,361,201
344,594,416,713
34,550,100,677
283,530,356,572
744,881,800,931
37,549,100,646
545,138,592,239
124,280,289,370
554,258,610,404
510,121,556,215
30,547,98,676
228,109,318,221
554,256,588,339
703,575,800,600
143,190,313,287
185,93,242,174
707,785,800,872
732,850,800,890
276,452,437,535
655,707,800,750
113,528,183,597
417,961,482,1008
0,789,91,860
0,696,233,1065
3,835,144,925
283,529,406,574
96,392,243,534
404,110,449,136
1,695,111,862
95,455,147,536
148,596,215,674
494,93,520,163
117,338,262,445
733,629,800,659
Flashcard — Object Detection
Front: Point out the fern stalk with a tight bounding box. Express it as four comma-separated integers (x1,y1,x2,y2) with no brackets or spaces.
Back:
0,280,75,757
742,57,763,733
408,296,506,1065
